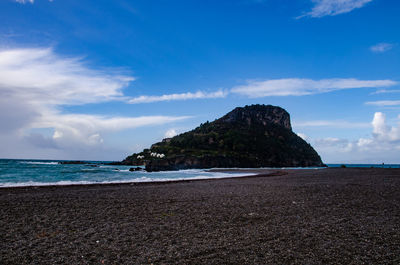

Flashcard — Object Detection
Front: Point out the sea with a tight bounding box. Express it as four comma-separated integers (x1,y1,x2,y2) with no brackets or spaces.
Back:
0,159,399,188
0,159,257,187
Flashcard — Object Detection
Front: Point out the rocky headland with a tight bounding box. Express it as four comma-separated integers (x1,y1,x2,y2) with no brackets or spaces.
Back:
121,104,325,171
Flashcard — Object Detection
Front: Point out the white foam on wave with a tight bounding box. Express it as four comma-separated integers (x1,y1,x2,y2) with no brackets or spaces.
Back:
0,180,93,187
280,167,325,170
0,171,257,188
20,161,59,165
209,167,325,170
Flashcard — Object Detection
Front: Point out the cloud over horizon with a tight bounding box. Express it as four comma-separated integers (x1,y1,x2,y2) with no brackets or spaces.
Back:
311,112,400,163
293,120,371,129
299,0,373,18
231,78,396,97
0,48,190,159
164,129,178,138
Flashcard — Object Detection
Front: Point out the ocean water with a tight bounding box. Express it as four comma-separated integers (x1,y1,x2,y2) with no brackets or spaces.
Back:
1,159,398,188
0,159,257,187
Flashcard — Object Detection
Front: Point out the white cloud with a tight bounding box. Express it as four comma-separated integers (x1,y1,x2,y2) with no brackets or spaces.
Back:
371,112,388,138
371,89,400,95
34,113,189,148
14,0,53,3
164,129,178,138
293,120,370,128
0,48,190,159
231,78,396,98
0,48,134,105
315,137,354,152
365,100,400,106
297,133,309,142
370,43,394,53
372,112,400,142
356,137,373,148
128,90,227,104
298,0,373,18
15,0,34,3
311,112,400,163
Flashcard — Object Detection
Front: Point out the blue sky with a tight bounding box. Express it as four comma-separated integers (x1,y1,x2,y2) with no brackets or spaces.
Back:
1,0,400,163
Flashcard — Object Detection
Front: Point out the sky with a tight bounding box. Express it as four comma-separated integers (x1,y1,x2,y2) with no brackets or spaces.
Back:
0,0,400,163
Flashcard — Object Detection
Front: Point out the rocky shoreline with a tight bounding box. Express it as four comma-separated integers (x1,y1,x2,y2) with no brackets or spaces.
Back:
1,168,399,264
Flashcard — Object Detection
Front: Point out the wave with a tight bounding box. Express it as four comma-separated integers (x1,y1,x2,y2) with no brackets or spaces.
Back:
0,172,256,188
19,161,59,165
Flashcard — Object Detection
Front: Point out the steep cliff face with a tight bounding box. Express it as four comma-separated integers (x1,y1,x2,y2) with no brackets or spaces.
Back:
121,104,325,171
218,105,291,130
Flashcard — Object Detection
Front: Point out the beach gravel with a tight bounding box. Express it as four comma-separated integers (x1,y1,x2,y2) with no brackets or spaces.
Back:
1,168,400,264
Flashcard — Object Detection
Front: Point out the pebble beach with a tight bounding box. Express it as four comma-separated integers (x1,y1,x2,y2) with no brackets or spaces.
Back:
1,168,399,264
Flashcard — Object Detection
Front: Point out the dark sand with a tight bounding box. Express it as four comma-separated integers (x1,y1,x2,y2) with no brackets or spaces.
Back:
1,168,400,264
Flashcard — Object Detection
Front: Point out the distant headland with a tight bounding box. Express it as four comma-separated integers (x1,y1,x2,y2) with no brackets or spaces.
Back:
118,104,325,171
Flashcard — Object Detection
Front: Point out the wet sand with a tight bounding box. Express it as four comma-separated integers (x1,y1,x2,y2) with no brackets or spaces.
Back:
1,168,400,264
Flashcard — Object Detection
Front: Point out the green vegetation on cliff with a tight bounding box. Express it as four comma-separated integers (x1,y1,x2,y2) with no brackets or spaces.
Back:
122,105,324,170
